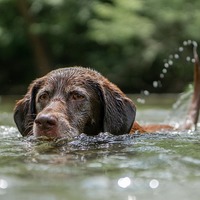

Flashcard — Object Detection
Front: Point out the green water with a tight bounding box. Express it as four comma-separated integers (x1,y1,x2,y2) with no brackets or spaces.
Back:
0,95,199,200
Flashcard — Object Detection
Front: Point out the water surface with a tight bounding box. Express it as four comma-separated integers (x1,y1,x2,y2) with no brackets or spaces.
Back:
0,95,199,200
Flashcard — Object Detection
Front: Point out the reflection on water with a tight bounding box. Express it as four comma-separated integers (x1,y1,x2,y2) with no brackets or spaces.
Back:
0,126,199,200
118,177,131,188
0,95,200,200
149,179,159,189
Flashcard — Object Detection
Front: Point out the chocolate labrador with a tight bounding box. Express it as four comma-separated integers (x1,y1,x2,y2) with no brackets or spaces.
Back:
14,67,136,138
14,48,200,138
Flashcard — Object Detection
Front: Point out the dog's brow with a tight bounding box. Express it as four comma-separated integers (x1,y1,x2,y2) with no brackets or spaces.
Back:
67,87,87,93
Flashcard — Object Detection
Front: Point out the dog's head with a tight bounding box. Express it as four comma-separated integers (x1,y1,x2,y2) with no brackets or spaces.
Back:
14,67,136,138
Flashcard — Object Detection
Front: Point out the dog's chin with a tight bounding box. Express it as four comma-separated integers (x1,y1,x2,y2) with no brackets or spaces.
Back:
34,129,61,138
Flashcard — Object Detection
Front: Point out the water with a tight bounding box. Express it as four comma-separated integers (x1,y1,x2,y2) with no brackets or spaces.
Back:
0,95,200,200
137,40,198,105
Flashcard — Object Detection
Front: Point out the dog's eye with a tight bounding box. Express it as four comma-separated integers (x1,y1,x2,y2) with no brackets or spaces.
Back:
38,93,49,102
71,92,85,101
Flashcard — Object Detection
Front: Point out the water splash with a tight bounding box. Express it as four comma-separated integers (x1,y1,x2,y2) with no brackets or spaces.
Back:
26,132,141,153
137,40,198,105
159,40,197,90
165,84,193,127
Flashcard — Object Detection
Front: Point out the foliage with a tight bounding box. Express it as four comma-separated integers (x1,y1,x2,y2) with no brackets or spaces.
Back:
0,0,200,94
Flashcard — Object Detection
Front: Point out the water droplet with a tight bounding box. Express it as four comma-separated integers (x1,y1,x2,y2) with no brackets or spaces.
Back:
118,177,131,188
191,58,195,63
143,90,150,96
179,47,184,52
168,60,173,65
183,41,188,46
153,81,158,88
174,54,179,59
160,73,164,78
149,179,159,189
153,81,162,88
137,98,145,104
186,56,191,62
192,41,198,47
162,68,167,73
164,63,169,68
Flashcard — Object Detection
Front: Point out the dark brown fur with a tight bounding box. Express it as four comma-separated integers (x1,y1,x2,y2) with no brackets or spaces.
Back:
14,67,136,138
14,48,200,138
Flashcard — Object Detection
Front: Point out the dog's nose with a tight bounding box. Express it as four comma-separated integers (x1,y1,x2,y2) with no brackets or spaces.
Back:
35,114,57,130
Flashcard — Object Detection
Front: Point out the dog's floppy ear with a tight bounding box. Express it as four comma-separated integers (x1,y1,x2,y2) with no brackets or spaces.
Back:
13,78,42,136
100,80,136,135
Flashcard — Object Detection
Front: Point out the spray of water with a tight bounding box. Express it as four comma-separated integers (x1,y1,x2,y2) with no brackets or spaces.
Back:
164,84,193,128
137,40,198,105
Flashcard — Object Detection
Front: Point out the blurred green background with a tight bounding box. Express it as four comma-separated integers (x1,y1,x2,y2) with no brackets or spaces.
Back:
0,0,199,95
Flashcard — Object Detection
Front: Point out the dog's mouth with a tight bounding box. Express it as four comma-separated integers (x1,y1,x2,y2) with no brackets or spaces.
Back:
33,126,79,140
34,128,61,138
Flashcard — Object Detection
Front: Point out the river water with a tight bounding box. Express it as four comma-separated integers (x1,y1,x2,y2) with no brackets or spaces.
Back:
0,95,199,200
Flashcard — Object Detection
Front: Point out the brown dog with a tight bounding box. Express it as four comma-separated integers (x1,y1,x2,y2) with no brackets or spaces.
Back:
14,49,200,138
14,67,136,138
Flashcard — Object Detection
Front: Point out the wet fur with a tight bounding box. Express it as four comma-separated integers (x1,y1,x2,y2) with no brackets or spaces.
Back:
14,67,136,138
